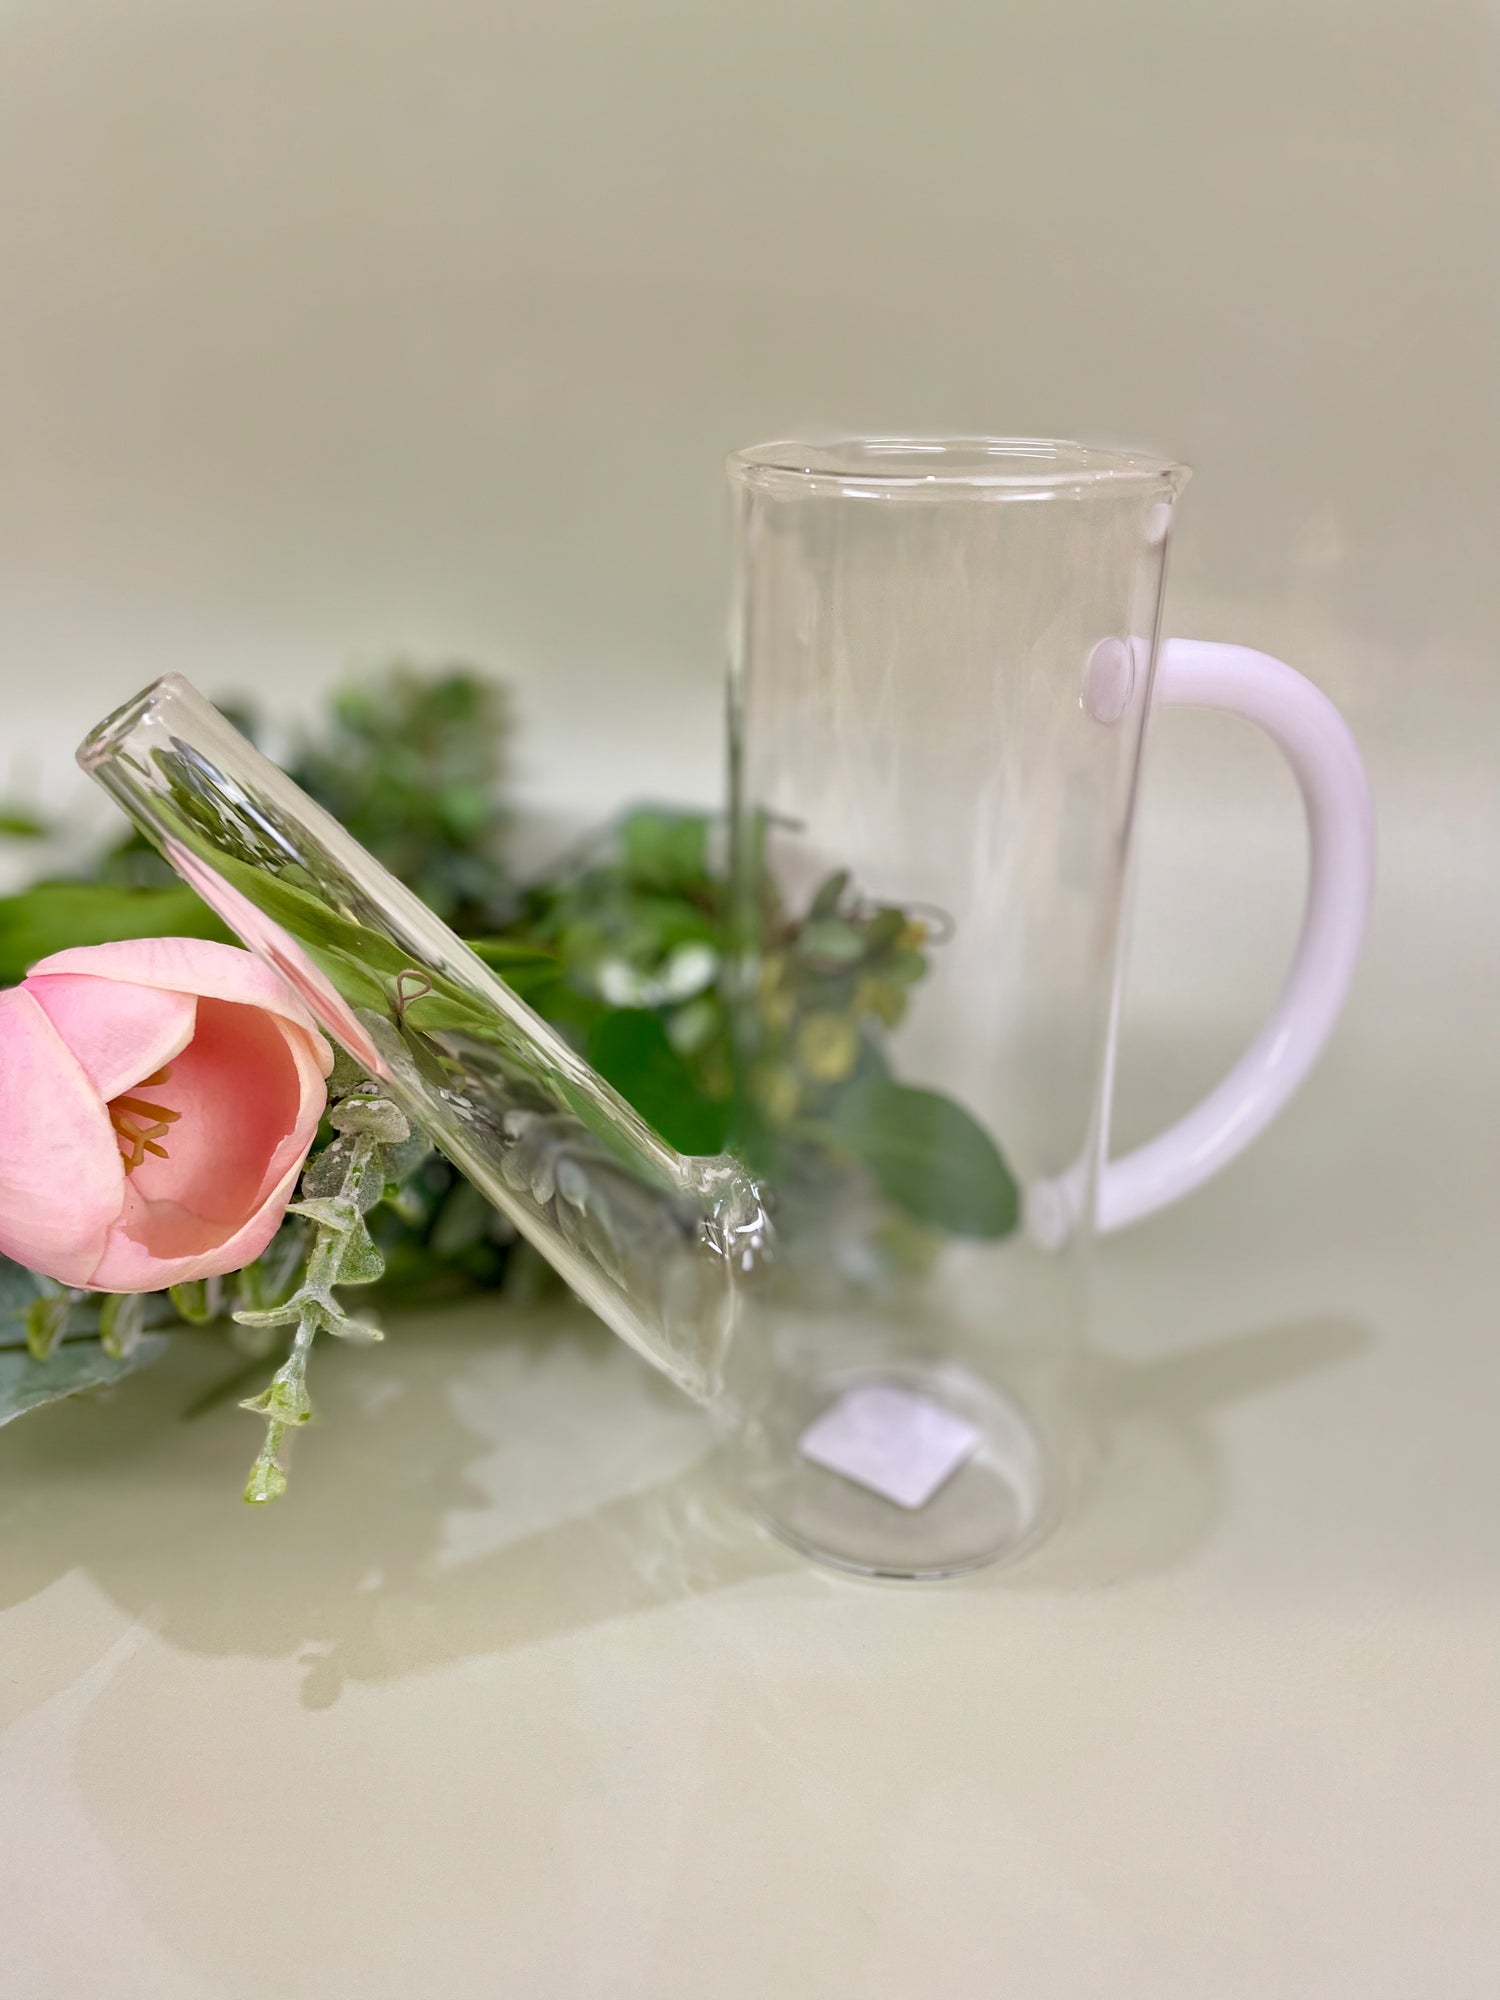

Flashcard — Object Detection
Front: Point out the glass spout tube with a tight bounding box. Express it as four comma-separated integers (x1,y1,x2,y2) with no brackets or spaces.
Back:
78,675,769,1406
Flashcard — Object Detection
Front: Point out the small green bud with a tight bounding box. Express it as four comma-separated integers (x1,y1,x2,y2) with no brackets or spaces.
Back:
168,1278,215,1325
796,1012,859,1084
855,976,907,1029
240,1368,312,1427
753,1064,801,1127
99,1291,145,1360
244,1452,288,1505
25,1289,71,1361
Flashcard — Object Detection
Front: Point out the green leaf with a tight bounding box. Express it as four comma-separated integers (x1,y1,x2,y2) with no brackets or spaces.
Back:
0,882,231,986
861,906,908,952
0,1254,38,1343
381,1131,433,1187
807,869,850,920
796,919,866,966
395,990,505,1036
587,1008,729,1157
301,1135,367,1202
98,1291,146,1359
243,1452,287,1504
810,1077,1020,1239
620,810,708,891
328,1215,386,1286
211,855,420,974
169,1279,215,1325
327,1095,410,1144
207,853,555,1020
302,944,391,1017
231,1299,305,1331
25,1292,72,1360
240,1369,312,1427
428,1179,495,1257
0,808,49,838
0,1335,169,1428
462,937,559,992
287,1196,360,1233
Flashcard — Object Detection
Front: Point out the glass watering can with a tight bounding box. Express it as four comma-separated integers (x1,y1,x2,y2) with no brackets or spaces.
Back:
79,438,1373,1579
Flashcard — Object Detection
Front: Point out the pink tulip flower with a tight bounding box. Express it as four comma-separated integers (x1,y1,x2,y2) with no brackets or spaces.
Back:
0,938,333,1292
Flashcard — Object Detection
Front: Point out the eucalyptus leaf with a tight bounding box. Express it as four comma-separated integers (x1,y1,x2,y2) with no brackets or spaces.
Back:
0,1335,169,1428
0,1254,37,1343
809,1077,1020,1240
328,1215,386,1286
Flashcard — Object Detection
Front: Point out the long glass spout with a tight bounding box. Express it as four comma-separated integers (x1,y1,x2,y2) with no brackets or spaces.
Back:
78,676,769,1406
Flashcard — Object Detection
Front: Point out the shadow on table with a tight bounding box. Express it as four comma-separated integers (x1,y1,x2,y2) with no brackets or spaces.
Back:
0,1303,1368,1708
1009,1313,1371,1591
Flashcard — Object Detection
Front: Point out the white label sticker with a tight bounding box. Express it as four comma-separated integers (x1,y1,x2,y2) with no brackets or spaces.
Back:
797,1384,981,1510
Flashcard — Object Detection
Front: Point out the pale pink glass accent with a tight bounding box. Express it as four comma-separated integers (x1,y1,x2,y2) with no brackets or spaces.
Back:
1028,636,1376,1244
163,838,391,1080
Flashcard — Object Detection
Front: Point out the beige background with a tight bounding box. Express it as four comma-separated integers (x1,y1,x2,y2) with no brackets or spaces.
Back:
1,4,1497,1995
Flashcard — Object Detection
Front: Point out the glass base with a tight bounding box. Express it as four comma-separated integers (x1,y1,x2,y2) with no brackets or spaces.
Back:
726,1360,1051,1580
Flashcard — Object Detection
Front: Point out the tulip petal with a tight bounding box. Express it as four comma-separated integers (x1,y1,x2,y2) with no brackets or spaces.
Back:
122,999,304,1226
82,996,329,1291
28,938,327,1045
255,1016,336,1207
0,988,124,1286
24,973,197,1102
89,1153,307,1291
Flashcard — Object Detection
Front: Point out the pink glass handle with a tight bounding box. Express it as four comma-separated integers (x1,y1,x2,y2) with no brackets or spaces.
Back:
1094,637,1374,1234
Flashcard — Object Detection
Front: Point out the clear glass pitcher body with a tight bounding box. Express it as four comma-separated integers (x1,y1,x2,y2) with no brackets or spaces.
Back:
716,440,1183,1571
78,438,1371,1580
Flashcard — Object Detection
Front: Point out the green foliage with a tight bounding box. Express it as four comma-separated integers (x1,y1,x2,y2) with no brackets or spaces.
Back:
0,882,231,986
168,1279,217,1326
0,660,1023,1473
288,667,514,930
0,1252,173,1425
507,804,735,1158
619,808,708,890
236,1073,418,1503
588,1008,730,1157
24,1284,73,1361
811,1076,1020,1239
0,1334,169,1428
508,817,1019,1237
0,807,49,839
98,1291,148,1360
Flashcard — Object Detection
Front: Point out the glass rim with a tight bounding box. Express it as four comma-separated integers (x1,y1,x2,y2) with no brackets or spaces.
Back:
728,435,1189,499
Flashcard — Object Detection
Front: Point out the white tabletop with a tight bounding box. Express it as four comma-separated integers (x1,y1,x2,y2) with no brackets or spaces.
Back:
2,801,1496,2000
